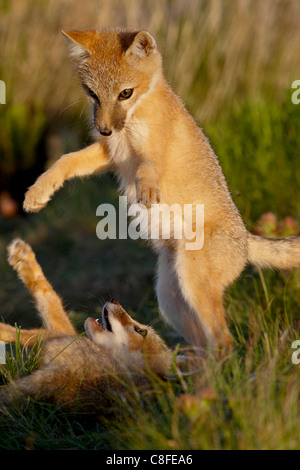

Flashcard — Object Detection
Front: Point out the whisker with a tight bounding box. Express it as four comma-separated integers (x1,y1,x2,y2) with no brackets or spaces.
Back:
79,102,88,119
129,121,164,129
58,100,82,116
124,125,152,145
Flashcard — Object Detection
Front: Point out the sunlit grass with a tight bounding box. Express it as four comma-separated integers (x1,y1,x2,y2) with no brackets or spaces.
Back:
1,266,300,449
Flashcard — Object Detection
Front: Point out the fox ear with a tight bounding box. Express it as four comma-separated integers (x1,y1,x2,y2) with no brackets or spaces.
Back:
125,31,157,59
61,30,95,60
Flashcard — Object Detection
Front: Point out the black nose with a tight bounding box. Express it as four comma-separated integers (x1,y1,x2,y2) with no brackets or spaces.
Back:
110,298,119,305
99,128,112,136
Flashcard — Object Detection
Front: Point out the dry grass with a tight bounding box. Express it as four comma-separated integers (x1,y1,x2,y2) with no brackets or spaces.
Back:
1,0,300,122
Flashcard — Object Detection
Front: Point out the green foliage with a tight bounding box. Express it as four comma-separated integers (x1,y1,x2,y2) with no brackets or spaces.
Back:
0,103,46,176
206,95,300,224
0,325,42,386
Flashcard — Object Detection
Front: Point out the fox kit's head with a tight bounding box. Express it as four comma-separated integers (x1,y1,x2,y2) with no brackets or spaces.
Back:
62,28,162,137
84,299,171,376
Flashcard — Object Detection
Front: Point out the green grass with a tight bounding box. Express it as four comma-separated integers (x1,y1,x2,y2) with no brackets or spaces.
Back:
1,267,300,450
205,94,300,224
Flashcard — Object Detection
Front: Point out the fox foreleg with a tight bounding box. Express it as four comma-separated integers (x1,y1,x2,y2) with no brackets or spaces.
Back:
23,142,111,212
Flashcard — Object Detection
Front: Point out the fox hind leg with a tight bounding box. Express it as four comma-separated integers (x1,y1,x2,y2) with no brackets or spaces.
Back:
156,245,234,354
156,247,207,354
175,244,234,352
7,239,76,335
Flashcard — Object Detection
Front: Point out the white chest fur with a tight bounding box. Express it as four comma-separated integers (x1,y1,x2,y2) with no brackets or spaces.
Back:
107,130,131,164
106,130,137,203
107,119,150,203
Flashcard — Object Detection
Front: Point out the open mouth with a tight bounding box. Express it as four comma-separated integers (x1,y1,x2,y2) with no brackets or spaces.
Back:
84,302,116,339
102,306,113,333
94,318,104,329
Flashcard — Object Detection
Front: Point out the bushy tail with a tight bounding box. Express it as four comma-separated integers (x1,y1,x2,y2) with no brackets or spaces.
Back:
247,233,300,270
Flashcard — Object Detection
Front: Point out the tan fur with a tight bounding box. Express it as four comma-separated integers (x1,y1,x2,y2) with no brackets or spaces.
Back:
23,28,300,352
0,240,172,411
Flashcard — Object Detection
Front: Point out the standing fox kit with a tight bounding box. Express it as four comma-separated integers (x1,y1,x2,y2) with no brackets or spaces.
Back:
23,28,300,352
0,239,171,410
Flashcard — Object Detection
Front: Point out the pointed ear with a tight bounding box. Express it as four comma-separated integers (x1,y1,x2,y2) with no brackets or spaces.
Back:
125,31,157,59
61,30,95,60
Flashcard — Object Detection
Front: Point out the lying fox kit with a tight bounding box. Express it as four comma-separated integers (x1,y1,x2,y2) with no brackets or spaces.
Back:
0,240,171,411
23,28,300,353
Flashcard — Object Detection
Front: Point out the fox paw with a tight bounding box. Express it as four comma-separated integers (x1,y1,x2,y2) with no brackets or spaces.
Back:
7,239,41,282
136,180,160,208
23,185,51,213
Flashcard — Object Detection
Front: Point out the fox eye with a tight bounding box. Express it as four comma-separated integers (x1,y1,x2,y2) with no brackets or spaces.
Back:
119,88,134,100
134,326,147,338
85,86,100,103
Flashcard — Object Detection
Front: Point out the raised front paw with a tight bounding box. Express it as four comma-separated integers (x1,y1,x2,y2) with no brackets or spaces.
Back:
136,179,160,208
23,183,51,213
